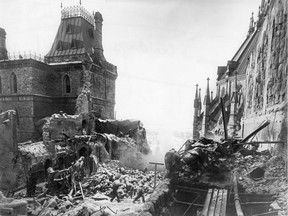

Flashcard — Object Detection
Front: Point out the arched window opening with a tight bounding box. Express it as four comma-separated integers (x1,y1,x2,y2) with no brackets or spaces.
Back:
10,73,17,94
64,75,71,94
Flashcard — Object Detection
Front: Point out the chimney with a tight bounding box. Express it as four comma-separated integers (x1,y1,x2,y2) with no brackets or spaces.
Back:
0,28,8,60
94,12,104,52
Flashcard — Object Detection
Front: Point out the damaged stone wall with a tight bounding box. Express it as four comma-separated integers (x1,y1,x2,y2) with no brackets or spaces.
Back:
0,110,19,191
243,0,288,158
42,113,84,141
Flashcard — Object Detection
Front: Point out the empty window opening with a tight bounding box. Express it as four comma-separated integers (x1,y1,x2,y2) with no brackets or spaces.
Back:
10,73,17,94
64,75,71,94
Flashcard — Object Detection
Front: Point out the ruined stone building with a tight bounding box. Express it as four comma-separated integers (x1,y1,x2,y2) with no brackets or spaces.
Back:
193,0,287,157
0,5,117,142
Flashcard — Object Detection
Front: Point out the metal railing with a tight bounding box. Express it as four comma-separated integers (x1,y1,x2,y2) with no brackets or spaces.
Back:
61,5,94,26
7,52,44,62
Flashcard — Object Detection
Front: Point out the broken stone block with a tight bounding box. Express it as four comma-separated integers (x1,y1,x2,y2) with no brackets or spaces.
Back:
270,200,281,210
47,197,58,209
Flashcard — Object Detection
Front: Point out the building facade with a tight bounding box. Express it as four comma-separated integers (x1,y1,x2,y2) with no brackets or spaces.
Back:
0,5,117,142
193,0,287,158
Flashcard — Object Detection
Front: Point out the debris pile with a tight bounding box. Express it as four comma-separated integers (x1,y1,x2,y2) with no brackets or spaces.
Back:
165,137,238,185
14,160,163,216
0,191,27,216
164,134,288,216
82,161,160,197
235,153,288,215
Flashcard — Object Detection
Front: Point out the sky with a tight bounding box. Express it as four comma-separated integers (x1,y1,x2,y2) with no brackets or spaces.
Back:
0,0,261,133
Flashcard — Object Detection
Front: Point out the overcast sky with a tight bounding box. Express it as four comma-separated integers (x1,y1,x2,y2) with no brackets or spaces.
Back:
0,0,261,132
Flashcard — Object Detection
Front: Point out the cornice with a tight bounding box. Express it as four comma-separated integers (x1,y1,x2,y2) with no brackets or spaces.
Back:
0,59,52,71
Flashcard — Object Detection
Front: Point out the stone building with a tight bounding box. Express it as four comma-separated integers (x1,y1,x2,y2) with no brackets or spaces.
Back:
0,5,117,142
193,0,287,157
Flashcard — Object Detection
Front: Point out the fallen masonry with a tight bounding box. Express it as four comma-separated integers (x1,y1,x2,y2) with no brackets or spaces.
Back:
163,134,288,216
0,109,287,216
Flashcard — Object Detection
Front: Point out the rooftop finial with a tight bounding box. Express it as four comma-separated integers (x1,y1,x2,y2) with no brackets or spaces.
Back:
80,0,82,6
195,84,199,99
61,2,63,9
250,12,254,28
204,77,210,105
247,12,255,36
261,0,265,10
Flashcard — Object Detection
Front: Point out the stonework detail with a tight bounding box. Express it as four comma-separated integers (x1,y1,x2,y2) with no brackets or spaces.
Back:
193,0,287,160
0,6,117,142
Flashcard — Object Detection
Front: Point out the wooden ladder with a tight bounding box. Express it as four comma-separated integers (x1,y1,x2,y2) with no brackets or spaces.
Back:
201,188,228,216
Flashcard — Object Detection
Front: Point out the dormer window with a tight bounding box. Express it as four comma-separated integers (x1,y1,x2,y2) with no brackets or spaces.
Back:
56,41,63,51
71,39,77,49
66,24,72,34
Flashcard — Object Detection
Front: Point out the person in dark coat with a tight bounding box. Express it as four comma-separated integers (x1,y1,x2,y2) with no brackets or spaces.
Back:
133,184,145,203
110,176,123,202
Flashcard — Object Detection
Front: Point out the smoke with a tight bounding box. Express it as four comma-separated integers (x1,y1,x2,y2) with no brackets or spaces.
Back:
143,126,192,171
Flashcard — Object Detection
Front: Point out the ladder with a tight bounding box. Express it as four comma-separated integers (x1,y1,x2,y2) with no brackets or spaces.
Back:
201,188,228,216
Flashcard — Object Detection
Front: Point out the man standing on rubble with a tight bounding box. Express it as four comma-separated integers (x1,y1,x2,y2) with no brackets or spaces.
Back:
110,175,123,202
133,183,145,203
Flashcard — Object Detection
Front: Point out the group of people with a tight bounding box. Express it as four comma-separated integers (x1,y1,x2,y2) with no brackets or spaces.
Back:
110,174,146,203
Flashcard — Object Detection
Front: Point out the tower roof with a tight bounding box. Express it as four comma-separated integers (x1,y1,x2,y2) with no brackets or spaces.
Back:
45,5,103,64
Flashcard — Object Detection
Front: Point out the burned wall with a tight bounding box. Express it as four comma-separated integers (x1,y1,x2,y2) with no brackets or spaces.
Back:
243,0,287,157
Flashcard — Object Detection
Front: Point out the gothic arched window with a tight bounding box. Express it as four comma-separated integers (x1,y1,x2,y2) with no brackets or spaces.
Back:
63,75,71,94
10,73,17,94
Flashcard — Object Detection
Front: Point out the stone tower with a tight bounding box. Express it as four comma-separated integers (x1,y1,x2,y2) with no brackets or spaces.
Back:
201,78,210,137
0,28,8,60
193,84,200,139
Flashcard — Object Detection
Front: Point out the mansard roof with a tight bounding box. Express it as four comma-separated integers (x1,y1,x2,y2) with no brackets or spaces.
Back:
45,16,95,60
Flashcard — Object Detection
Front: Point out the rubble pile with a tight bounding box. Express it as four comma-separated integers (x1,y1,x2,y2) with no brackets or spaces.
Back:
165,135,288,216
165,137,237,186
15,161,163,216
82,161,160,197
235,153,287,194
235,153,288,215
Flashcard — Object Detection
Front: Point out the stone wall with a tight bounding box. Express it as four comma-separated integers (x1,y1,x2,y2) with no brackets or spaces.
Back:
32,67,58,96
42,113,83,141
0,62,33,95
243,0,287,158
0,110,19,191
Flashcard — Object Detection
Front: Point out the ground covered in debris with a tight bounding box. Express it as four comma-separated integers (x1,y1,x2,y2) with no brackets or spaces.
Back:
166,137,288,216
235,152,288,215
14,160,163,216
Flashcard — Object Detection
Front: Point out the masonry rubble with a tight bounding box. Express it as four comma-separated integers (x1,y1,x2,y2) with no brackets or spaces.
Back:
163,134,288,216
8,160,164,216
0,104,160,215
